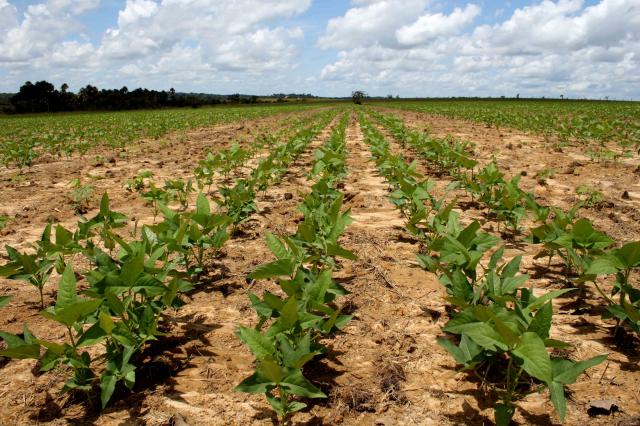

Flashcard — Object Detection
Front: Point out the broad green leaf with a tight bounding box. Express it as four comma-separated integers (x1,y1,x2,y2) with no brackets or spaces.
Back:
259,359,283,383
55,265,78,311
100,373,117,408
0,295,10,309
0,342,40,359
99,311,115,334
235,372,273,394
280,368,326,398
0,331,26,348
495,403,516,426
280,297,299,330
265,233,288,260
236,326,274,360
48,299,103,327
99,193,110,217
445,322,508,351
524,289,574,315
195,192,210,216
249,259,294,280
586,255,622,275
617,241,640,267
121,250,145,287
77,322,108,347
549,381,566,422
553,354,607,384
327,244,357,260
265,393,286,417
528,302,553,339
512,332,552,383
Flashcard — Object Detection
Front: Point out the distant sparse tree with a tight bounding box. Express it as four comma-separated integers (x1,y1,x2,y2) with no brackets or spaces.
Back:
352,90,366,105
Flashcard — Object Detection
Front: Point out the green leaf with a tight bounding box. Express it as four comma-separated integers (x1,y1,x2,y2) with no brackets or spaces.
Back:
523,289,574,315
586,255,621,275
495,403,516,426
280,368,326,398
553,354,607,385
235,372,273,394
445,322,508,351
326,244,357,260
99,193,110,217
528,302,553,339
48,299,103,327
549,381,566,422
265,233,288,260
545,338,571,349
77,322,108,347
259,359,283,383
195,192,210,216
100,373,117,409
617,241,640,268
512,332,552,383
99,311,115,334
0,295,10,309
280,297,299,330
121,250,145,287
249,259,295,280
236,326,274,360
0,344,40,359
55,265,77,311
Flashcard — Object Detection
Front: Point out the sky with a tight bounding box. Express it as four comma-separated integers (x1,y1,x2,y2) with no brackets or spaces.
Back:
0,0,638,99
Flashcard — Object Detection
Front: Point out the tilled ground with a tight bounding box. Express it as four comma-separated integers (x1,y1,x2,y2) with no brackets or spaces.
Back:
0,109,639,425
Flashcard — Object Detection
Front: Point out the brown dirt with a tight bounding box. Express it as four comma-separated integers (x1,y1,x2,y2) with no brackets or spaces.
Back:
0,109,639,425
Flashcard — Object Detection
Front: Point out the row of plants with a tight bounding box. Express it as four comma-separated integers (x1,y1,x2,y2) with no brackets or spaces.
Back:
0,103,325,169
235,112,355,424
358,110,610,425
0,110,340,410
130,109,338,226
378,100,640,157
369,109,640,337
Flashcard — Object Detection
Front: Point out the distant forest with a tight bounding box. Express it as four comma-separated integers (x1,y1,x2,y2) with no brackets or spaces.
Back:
2,81,319,114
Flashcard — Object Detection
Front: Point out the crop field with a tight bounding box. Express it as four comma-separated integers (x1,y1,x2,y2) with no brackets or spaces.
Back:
0,101,639,426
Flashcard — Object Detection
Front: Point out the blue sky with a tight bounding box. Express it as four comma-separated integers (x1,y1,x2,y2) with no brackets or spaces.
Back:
0,0,638,99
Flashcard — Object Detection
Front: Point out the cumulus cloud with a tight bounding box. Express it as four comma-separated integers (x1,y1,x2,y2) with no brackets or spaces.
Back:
0,0,638,98
0,0,311,91
319,0,640,98
0,0,98,63
396,4,480,45
317,0,428,49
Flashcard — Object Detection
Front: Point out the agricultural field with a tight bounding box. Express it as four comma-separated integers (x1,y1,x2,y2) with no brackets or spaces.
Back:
0,100,639,426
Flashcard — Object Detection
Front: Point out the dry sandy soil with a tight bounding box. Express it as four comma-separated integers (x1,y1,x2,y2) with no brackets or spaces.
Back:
0,107,638,425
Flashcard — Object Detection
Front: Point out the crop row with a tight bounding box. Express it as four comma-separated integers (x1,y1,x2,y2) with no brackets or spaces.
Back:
236,111,354,422
368,108,640,336
0,103,325,169
378,100,640,156
0,108,340,411
359,109,639,425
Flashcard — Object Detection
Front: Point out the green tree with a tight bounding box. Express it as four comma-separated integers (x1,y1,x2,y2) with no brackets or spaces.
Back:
351,90,366,105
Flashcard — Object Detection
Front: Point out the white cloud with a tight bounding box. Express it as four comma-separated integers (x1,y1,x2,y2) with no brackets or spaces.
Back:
318,0,640,98
0,0,99,63
117,0,158,28
317,0,428,49
396,4,480,45
0,0,638,98
0,0,311,92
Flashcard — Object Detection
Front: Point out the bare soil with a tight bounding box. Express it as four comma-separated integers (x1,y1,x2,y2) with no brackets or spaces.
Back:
0,109,638,425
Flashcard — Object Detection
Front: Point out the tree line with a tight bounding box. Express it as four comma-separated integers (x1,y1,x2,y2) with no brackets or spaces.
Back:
4,81,271,114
